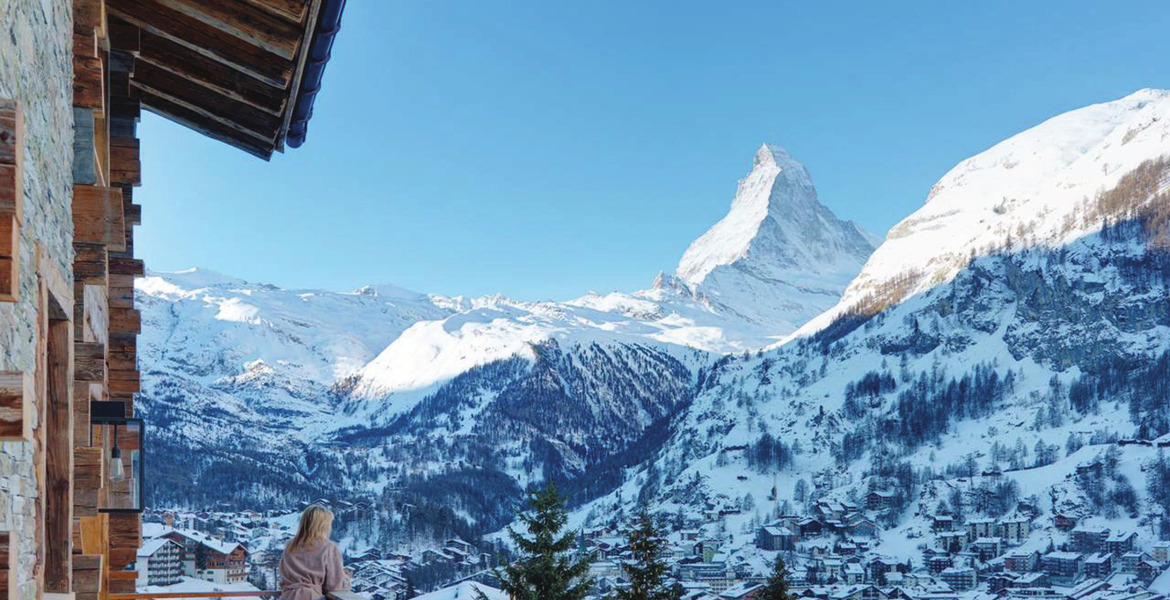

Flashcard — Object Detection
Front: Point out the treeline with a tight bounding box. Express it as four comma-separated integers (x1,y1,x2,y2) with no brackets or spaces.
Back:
745,433,793,473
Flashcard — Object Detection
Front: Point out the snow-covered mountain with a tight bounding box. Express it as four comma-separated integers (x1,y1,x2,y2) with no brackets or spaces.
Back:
337,144,875,413
677,144,875,331
139,89,1170,560
137,143,871,527
573,89,1170,559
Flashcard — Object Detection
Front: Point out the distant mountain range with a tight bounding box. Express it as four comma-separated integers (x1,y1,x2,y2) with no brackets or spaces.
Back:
140,90,1170,556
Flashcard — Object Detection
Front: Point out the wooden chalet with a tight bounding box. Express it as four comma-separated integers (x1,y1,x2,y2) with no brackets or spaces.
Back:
0,0,348,599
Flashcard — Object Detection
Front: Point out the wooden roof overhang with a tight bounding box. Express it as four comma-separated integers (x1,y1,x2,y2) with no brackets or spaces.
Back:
105,0,346,159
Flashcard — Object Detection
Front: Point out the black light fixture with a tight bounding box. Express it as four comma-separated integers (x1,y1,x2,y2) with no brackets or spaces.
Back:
90,401,145,513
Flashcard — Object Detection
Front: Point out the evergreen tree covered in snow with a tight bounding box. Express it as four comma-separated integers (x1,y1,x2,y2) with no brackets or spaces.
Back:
483,484,595,600
759,555,791,600
612,511,682,600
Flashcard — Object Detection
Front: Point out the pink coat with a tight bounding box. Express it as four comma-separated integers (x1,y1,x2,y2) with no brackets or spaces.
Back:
280,541,351,600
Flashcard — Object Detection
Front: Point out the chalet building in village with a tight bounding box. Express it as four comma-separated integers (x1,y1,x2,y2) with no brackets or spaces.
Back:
0,0,348,599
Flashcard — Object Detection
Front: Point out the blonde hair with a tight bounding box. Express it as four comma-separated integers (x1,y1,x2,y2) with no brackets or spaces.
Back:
287,505,334,552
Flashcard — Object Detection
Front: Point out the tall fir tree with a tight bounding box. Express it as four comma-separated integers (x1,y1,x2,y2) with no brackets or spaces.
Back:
759,555,790,600
613,510,682,600
480,483,595,600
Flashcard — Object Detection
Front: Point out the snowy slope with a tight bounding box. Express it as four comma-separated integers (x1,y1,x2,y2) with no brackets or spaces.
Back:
793,88,1170,340
337,144,874,411
573,89,1170,557
136,142,871,524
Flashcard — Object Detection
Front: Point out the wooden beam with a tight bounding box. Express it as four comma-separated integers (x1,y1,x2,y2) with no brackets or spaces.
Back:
74,446,104,518
125,203,141,226
0,209,17,302
81,283,110,345
74,55,106,116
107,514,140,571
137,33,287,115
0,532,14,600
108,137,141,187
107,336,136,373
73,0,107,37
0,99,22,303
74,32,100,59
108,256,143,277
140,92,273,159
107,17,141,53
73,108,98,185
107,0,294,88
107,273,135,310
153,0,302,61
37,246,74,322
240,0,309,25
73,185,127,250
108,307,140,335
133,60,283,133
0,371,32,441
45,317,74,593
74,243,108,285
131,78,276,144
75,342,106,383
73,554,103,599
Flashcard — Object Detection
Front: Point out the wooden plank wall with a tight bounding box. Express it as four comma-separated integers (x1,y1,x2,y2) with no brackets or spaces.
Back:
0,98,23,302
72,1,144,599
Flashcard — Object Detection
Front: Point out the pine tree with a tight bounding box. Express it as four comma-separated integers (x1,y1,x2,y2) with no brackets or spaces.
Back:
481,483,595,600
613,511,681,600
759,555,790,600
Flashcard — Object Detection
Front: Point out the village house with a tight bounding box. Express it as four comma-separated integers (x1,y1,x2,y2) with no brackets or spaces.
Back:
1012,572,1049,588
865,490,897,511
940,566,977,590
970,538,1003,562
1041,551,1084,584
1136,559,1160,584
1001,514,1033,544
134,537,183,587
756,524,798,551
1104,531,1137,556
1119,551,1151,574
932,514,957,533
925,555,953,575
1004,550,1041,573
966,518,997,540
1083,553,1113,579
1152,541,1170,563
986,573,1017,592
1070,526,1111,554
164,530,249,584
936,530,970,553
1054,513,1078,531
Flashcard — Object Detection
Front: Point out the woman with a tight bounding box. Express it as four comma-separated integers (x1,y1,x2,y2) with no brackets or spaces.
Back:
280,505,351,600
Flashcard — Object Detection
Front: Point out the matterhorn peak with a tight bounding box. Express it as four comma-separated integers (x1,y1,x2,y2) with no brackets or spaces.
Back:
677,144,871,286
752,143,811,182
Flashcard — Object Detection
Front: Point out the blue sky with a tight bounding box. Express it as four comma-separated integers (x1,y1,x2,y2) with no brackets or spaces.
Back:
137,0,1170,300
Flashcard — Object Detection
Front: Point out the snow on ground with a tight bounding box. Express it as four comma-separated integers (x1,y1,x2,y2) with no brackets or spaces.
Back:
414,581,507,600
139,577,266,600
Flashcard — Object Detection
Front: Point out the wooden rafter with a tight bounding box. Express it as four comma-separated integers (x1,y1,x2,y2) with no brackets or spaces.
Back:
151,0,303,61
137,31,287,115
131,61,283,134
138,92,273,158
107,0,293,89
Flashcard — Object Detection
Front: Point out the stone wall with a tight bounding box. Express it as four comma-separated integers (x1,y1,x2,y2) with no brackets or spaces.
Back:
0,0,75,597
